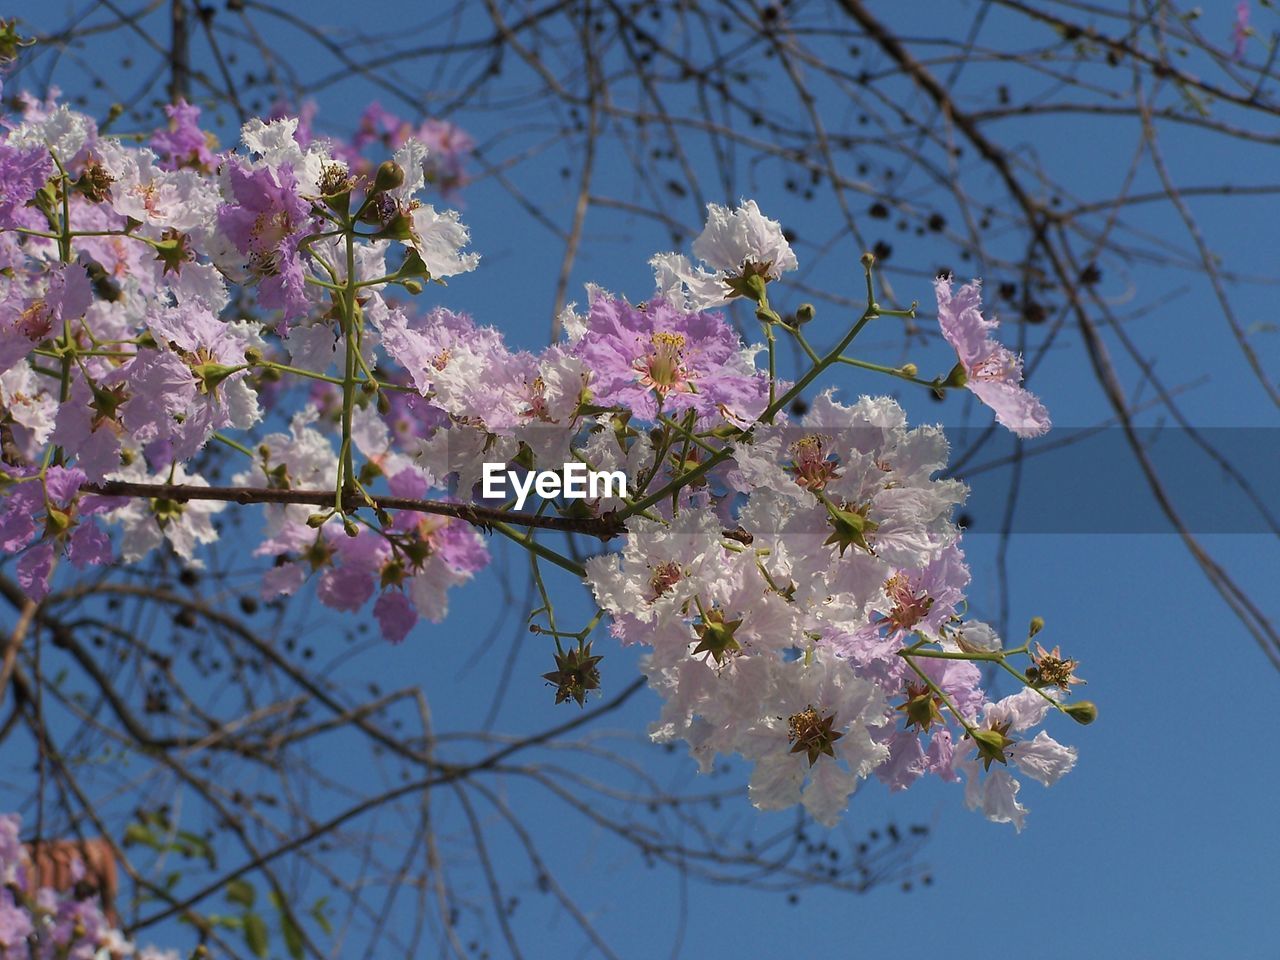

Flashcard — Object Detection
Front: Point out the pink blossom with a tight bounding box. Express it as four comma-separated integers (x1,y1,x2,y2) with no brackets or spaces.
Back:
574,295,769,422
934,275,1051,438
150,99,215,170
216,159,317,325
1233,2,1251,60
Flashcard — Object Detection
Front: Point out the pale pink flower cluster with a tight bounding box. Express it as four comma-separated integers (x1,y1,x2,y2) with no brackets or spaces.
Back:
587,390,1075,827
0,96,1080,830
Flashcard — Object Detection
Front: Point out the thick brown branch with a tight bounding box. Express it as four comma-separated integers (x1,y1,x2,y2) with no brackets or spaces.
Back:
81,480,626,540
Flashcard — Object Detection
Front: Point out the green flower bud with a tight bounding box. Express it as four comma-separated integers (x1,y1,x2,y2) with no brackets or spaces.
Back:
192,362,241,395
45,506,72,535
942,361,969,389
373,160,405,194
1063,700,1097,725
795,302,815,324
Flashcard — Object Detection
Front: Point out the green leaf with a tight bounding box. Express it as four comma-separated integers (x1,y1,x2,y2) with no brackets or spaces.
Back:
176,830,217,868
243,912,269,959
310,897,332,936
123,822,158,849
270,890,305,960
225,879,256,909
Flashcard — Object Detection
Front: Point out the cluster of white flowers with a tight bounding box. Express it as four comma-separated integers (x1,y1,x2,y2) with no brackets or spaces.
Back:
585,384,1077,827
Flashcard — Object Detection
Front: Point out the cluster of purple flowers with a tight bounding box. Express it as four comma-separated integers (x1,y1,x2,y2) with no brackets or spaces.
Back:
0,91,1082,831
0,814,175,959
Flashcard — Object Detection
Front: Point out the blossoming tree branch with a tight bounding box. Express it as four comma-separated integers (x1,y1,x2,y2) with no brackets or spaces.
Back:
0,80,1095,956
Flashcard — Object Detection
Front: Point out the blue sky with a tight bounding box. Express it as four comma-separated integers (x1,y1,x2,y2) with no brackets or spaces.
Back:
3,1,1278,957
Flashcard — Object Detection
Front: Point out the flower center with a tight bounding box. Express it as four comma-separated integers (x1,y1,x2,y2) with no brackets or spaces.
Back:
248,210,295,275
647,561,682,599
883,573,933,632
787,706,843,766
17,301,52,341
636,332,691,395
788,435,840,491
968,353,1017,382
523,376,553,422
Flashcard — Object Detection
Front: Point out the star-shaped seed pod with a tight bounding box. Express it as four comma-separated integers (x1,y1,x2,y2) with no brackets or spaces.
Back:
896,681,945,733
971,720,1015,771
823,501,878,556
542,643,604,707
692,608,743,664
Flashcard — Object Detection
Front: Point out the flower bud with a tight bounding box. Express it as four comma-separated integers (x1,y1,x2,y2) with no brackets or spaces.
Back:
942,361,969,389
1028,616,1045,638
373,160,405,194
954,620,1002,655
45,506,72,535
306,512,330,528
1063,700,1097,725
795,302,815,324
899,363,918,378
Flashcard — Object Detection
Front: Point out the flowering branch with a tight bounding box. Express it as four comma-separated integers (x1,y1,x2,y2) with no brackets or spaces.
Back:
0,88,1087,855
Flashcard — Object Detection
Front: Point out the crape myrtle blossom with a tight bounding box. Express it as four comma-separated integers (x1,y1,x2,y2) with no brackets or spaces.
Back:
652,199,799,310
0,465,112,599
149,98,216,171
277,99,475,196
216,141,320,325
0,361,56,458
934,275,1051,438
0,141,51,229
121,305,262,465
0,93,1090,834
235,415,487,643
0,262,92,374
573,294,770,422
94,138,221,236
105,462,223,567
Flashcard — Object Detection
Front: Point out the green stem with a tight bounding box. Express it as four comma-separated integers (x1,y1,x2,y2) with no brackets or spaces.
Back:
338,223,359,505
900,652,980,738
212,433,257,458
490,522,586,577
836,355,938,388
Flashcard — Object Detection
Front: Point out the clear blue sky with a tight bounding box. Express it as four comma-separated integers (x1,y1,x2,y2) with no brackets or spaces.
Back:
4,1,1278,957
